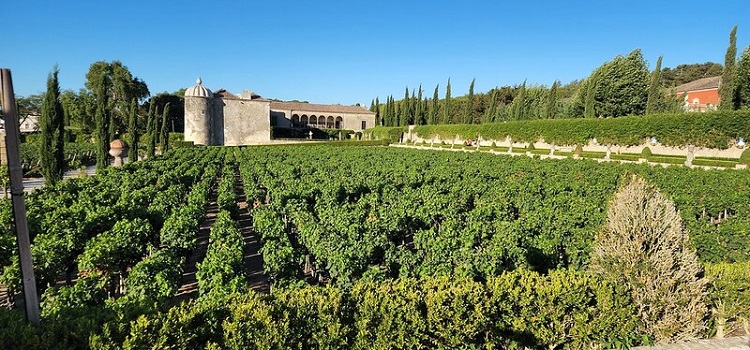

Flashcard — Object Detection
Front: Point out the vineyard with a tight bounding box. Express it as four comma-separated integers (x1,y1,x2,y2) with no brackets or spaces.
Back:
1,145,750,349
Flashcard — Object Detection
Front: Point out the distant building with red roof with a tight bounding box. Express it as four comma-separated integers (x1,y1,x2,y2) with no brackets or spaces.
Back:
674,76,721,112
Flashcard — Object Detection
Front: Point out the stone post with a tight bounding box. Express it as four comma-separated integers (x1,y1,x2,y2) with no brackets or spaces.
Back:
605,145,612,161
308,130,313,140
685,145,695,166
476,136,481,151
508,136,513,154
549,143,555,156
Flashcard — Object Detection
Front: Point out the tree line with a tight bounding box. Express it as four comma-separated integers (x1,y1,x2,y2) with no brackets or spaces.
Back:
31,61,184,184
373,26,750,126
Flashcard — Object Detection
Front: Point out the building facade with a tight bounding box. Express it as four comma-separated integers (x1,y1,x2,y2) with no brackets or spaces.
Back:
674,76,721,112
184,78,375,146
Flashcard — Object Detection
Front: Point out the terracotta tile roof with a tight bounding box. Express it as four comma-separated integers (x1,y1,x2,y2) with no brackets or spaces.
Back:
270,101,374,115
213,89,240,99
674,76,721,93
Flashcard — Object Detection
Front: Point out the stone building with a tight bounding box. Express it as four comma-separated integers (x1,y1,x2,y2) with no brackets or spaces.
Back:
184,78,375,146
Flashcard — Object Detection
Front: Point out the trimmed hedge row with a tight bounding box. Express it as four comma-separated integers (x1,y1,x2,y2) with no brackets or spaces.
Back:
9,269,640,349
365,126,407,143
410,111,750,149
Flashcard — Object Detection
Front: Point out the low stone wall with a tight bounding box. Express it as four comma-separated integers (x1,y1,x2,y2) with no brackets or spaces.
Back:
401,126,747,161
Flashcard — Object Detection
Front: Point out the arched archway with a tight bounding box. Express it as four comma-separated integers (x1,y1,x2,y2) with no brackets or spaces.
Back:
292,114,300,128
310,115,317,127
335,116,343,129
301,115,308,127
327,116,334,129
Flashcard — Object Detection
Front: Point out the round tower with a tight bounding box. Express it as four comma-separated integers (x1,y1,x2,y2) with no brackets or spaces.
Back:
184,77,212,145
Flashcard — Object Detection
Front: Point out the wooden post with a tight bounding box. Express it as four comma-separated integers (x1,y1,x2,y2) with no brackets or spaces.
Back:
1,69,40,326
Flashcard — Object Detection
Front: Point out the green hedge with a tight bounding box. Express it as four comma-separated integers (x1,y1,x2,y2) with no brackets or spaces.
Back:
363,126,407,143
412,111,750,149
35,269,640,349
692,159,738,168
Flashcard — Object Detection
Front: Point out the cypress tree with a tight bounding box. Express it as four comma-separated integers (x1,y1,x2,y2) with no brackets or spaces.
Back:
720,26,738,110
128,99,139,162
415,85,424,125
146,100,156,158
484,87,499,123
388,97,393,126
645,56,663,115
735,45,750,109
464,78,475,124
441,78,452,124
388,95,395,126
401,87,410,126
511,81,526,120
151,105,160,155
406,89,419,125
374,97,381,126
95,72,110,171
40,66,65,185
160,102,170,154
429,84,440,125
584,73,598,118
545,81,559,119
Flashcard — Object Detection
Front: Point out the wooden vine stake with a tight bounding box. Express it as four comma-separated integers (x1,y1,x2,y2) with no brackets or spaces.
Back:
1,69,40,326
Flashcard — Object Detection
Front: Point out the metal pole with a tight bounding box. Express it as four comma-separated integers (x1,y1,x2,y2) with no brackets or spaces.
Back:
0,68,40,326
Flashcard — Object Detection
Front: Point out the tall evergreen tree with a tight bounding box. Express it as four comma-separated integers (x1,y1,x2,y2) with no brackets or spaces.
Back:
146,100,156,158
584,73,598,118
388,95,395,126
40,66,65,185
128,99,139,162
545,81,559,119
94,72,110,171
401,87,410,126
429,84,440,125
720,26,738,110
160,102,170,153
645,56,663,115
464,78,476,124
406,89,419,125
421,97,428,125
734,45,750,109
511,81,526,120
484,87,499,123
415,85,425,125
441,78,452,124
374,97,381,126
151,105,160,154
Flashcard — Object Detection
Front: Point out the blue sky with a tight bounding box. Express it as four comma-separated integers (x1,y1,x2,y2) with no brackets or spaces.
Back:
5,1,750,106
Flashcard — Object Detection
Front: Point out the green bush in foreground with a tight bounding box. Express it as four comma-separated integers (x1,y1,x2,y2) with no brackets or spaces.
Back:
3,270,640,349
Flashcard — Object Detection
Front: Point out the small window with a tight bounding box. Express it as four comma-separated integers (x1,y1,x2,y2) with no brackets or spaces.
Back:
361,121,367,130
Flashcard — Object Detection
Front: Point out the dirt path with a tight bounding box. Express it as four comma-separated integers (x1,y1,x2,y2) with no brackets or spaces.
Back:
172,185,219,302
173,167,269,302
235,171,270,293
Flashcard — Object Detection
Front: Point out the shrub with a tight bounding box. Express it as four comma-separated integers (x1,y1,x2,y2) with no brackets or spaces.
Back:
641,146,652,158
705,262,750,337
590,175,709,343
574,144,583,156
740,148,750,165
125,249,183,302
